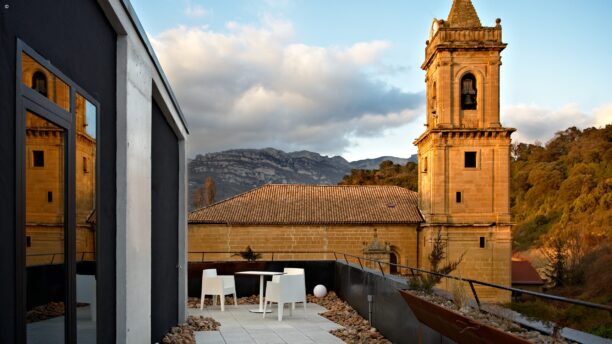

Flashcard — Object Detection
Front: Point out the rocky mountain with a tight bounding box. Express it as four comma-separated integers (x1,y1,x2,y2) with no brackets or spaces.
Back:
189,148,416,208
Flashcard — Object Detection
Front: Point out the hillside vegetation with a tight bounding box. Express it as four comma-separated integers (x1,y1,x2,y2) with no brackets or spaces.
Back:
511,125,611,252
338,160,419,191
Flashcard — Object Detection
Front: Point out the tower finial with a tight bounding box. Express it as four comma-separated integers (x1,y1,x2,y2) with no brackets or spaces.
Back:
447,0,482,28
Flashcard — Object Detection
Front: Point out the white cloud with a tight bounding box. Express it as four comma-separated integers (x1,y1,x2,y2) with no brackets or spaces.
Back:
185,2,209,18
593,104,612,128
504,104,610,144
151,19,423,157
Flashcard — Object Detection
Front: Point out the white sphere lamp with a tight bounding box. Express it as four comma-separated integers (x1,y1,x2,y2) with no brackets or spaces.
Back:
313,284,327,298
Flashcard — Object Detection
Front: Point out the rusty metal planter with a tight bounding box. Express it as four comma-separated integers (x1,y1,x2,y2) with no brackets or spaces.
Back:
399,290,530,344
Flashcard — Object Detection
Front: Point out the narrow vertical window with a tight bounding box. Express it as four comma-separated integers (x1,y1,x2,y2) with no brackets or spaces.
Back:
479,237,486,248
33,150,45,167
461,73,477,110
32,71,48,97
47,191,53,203
423,157,428,172
456,192,462,203
464,151,477,168
83,156,89,173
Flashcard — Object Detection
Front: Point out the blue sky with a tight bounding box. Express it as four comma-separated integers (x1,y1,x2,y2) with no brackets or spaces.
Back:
132,0,611,160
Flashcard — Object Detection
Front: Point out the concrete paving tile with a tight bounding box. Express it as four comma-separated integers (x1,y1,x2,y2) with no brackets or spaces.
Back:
194,331,225,344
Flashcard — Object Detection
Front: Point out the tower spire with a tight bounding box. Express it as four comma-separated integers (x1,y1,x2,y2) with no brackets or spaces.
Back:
447,0,481,28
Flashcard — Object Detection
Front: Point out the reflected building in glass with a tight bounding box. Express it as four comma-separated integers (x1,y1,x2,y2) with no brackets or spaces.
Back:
23,55,97,268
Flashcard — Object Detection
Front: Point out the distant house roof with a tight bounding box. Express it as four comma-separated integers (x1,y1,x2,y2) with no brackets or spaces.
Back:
189,184,424,225
512,260,545,285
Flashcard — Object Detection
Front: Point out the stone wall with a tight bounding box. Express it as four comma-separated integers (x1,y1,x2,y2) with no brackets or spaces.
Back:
188,223,419,272
419,225,512,302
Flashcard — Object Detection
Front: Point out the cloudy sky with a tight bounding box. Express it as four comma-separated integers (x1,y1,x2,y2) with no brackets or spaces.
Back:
132,0,612,160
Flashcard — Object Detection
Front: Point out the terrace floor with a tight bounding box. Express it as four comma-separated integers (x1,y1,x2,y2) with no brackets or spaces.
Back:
188,303,344,344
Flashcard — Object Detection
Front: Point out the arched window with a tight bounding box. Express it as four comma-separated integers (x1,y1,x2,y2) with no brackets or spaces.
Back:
461,73,477,110
32,71,48,97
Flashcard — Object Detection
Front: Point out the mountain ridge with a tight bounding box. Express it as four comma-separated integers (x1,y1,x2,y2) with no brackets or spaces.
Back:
189,148,416,208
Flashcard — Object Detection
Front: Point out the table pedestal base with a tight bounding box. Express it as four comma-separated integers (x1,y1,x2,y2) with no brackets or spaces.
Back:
249,309,272,314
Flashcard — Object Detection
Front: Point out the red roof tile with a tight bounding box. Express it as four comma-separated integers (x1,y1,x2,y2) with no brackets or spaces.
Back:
512,260,544,285
189,184,424,225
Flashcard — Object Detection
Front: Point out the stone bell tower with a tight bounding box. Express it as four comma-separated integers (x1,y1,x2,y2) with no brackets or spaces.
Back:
414,0,514,302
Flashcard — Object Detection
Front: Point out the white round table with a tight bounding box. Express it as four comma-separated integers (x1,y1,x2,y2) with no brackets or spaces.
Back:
236,271,285,313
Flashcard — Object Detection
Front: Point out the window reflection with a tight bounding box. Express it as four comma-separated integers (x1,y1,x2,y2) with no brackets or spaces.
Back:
21,53,70,111
25,111,65,343
76,93,97,341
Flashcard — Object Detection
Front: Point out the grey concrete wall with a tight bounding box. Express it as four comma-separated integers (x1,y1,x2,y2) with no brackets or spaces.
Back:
100,1,190,342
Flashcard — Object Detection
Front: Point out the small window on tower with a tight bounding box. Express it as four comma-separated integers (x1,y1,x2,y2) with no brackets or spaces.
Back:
461,73,477,110
456,192,462,203
423,157,428,172
47,191,53,203
479,237,486,248
33,150,44,167
464,151,477,168
83,156,89,173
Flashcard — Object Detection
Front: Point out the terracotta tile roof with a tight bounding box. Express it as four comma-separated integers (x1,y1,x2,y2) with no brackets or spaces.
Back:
512,260,545,285
447,0,482,28
189,184,424,225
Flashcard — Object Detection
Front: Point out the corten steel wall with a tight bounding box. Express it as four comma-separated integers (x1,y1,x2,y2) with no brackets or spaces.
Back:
334,262,455,344
0,1,117,343
151,99,180,342
188,261,336,298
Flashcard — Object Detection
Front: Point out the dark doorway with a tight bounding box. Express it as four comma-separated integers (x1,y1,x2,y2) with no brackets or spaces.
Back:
390,252,398,274
151,100,179,341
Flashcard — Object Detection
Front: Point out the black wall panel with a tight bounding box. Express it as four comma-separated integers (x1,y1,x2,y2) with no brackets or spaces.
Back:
334,263,455,344
0,1,116,342
151,100,179,342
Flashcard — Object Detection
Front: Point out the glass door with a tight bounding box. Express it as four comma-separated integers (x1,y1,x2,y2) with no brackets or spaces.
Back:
22,101,72,344
18,41,99,344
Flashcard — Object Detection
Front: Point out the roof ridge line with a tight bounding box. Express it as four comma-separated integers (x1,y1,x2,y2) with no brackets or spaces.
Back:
189,183,270,214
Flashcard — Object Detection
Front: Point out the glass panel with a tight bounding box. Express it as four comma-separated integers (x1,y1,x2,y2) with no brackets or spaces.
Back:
21,53,70,111
75,93,97,341
25,111,65,343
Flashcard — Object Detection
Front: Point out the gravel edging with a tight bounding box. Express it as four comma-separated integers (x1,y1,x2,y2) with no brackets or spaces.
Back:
307,292,391,344
161,316,220,344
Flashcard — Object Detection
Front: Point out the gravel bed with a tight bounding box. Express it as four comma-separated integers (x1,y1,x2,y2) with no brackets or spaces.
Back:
160,315,220,344
308,292,391,344
187,295,259,308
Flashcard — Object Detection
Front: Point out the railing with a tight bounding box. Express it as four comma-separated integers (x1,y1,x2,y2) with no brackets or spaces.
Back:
189,250,612,314
26,252,96,266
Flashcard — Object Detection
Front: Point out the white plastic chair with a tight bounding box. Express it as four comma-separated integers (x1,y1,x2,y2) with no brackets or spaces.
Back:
263,274,307,321
200,269,237,311
272,268,306,312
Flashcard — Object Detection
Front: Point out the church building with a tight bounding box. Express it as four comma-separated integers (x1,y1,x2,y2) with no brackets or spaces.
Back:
189,0,514,303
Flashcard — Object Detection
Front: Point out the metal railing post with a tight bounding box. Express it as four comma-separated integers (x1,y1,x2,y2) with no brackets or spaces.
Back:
377,261,386,278
343,253,349,265
357,257,364,270
468,281,481,309
333,252,338,261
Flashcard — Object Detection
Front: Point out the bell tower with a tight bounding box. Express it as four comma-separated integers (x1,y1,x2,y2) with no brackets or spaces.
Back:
415,0,514,302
